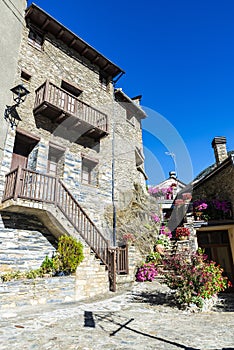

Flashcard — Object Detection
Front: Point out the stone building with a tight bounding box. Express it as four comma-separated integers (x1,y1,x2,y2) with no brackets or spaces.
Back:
191,136,234,285
148,171,186,223
0,2,147,287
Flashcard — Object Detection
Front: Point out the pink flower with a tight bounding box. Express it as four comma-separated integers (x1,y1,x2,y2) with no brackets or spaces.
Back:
151,214,160,223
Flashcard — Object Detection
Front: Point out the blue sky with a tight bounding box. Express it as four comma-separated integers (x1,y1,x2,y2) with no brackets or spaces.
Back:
27,0,234,185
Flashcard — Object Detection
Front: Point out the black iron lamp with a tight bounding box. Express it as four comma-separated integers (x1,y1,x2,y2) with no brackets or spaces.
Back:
4,84,30,128
4,105,22,128
10,84,30,105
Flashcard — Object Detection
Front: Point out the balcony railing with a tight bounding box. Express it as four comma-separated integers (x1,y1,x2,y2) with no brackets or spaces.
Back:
33,80,108,138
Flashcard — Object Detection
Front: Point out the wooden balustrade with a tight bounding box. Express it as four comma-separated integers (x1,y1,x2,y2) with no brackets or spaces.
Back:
116,245,129,274
2,168,18,201
2,167,128,275
34,81,108,134
3,167,109,265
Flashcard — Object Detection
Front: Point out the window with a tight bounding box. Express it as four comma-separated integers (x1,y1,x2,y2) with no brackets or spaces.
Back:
47,144,65,177
21,69,31,82
28,28,44,50
61,80,82,97
60,80,82,115
81,156,98,186
99,73,109,91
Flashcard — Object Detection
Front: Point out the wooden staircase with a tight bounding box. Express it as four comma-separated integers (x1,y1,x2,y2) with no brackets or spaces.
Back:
1,166,128,291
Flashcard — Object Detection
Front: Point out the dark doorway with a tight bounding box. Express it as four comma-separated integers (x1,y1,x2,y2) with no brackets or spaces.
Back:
11,130,39,170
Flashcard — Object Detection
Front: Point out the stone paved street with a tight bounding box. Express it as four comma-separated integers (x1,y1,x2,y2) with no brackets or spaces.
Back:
0,281,234,350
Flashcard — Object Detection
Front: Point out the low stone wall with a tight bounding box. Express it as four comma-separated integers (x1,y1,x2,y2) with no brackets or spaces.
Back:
0,276,76,309
0,243,141,310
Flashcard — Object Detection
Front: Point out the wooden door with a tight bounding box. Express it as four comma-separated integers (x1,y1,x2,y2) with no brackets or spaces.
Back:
11,131,39,171
11,152,28,171
47,156,58,176
197,230,234,288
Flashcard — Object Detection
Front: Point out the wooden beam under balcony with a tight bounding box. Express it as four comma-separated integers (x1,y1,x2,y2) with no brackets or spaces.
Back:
33,81,108,140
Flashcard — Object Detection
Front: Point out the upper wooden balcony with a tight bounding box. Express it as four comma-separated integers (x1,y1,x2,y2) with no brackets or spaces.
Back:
33,81,108,140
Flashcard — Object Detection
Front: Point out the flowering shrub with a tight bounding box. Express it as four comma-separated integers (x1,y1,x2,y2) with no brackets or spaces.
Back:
148,185,175,199
193,198,232,220
163,250,230,308
175,226,190,239
193,200,208,211
160,225,172,238
122,233,135,243
136,262,158,282
212,199,230,212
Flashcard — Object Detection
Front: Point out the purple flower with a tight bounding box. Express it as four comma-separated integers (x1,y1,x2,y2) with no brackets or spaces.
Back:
151,214,160,223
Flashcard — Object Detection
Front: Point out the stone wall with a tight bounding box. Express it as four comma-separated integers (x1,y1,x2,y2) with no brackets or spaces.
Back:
0,245,140,310
0,212,56,274
0,276,76,310
193,164,234,214
0,18,147,240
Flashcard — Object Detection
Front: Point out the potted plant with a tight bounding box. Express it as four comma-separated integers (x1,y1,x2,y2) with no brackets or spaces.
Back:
154,234,171,254
175,226,190,240
122,233,135,245
193,200,208,220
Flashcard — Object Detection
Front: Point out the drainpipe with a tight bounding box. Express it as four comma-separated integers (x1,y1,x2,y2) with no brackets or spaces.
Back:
112,115,116,247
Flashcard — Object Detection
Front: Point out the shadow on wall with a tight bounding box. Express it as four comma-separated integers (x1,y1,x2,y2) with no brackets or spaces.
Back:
1,212,58,248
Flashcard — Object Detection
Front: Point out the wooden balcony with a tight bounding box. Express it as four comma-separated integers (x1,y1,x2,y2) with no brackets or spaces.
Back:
33,81,108,140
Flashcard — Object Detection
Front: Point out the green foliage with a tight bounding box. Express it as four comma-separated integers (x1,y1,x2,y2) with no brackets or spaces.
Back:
25,269,42,279
56,235,84,273
146,251,162,265
40,255,58,274
1,270,22,282
1,235,84,282
155,234,171,248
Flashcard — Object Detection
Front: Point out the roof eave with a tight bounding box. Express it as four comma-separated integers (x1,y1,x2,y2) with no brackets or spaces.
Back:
25,3,125,79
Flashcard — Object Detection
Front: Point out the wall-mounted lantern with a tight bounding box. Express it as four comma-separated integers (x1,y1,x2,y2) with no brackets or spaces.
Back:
4,84,30,128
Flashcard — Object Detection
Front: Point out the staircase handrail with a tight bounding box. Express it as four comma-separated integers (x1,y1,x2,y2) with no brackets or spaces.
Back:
2,166,110,266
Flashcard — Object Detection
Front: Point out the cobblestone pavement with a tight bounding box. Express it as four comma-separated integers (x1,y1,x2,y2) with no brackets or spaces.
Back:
0,281,234,350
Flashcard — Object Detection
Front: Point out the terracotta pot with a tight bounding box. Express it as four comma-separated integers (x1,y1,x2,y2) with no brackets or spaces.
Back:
155,244,165,255
179,236,188,241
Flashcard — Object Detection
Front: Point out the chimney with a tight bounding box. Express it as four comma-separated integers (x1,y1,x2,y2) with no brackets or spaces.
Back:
131,95,142,106
169,171,177,179
211,136,228,165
